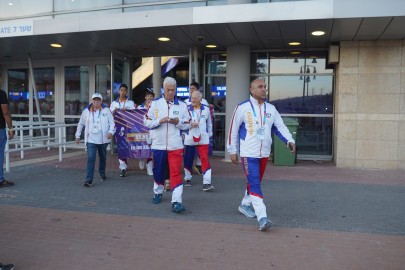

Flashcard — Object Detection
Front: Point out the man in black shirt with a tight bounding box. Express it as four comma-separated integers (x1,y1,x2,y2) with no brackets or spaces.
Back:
0,89,15,188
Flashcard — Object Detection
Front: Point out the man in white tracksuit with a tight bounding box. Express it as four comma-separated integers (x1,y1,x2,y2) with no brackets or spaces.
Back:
184,82,209,175
144,77,191,213
183,91,214,191
227,79,296,231
109,83,136,177
76,93,115,187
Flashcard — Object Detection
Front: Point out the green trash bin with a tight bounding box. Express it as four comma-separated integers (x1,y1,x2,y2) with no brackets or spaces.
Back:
273,117,298,166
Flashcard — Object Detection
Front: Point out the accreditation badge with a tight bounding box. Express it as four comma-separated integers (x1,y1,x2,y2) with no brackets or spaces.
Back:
256,127,265,140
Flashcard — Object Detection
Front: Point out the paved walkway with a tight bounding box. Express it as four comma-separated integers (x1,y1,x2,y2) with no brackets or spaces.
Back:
1,149,404,269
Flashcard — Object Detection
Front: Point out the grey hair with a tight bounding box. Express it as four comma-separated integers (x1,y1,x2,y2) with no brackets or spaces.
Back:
163,77,177,87
191,90,202,99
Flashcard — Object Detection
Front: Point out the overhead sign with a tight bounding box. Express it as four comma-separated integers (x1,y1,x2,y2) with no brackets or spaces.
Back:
0,20,34,38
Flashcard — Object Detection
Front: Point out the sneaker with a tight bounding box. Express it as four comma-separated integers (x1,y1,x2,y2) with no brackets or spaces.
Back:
100,176,107,181
152,193,162,204
259,217,272,231
164,180,171,191
83,182,92,187
184,180,191,187
120,169,127,177
146,166,153,176
0,263,15,270
139,159,145,170
193,165,202,175
0,180,14,188
202,184,215,192
238,204,256,218
172,202,186,213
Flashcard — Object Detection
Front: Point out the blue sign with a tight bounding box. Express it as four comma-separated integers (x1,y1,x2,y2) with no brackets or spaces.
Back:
211,86,226,97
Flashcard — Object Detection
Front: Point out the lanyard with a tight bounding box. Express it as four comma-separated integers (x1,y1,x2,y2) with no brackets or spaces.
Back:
249,100,266,127
119,98,127,109
92,108,101,124
191,107,202,123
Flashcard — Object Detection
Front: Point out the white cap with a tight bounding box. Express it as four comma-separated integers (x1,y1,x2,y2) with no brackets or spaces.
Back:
92,93,103,100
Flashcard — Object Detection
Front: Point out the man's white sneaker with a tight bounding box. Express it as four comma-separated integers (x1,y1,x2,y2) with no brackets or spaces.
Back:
238,204,256,218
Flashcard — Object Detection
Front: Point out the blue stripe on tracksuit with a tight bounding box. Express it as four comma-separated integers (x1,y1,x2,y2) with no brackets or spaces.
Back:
240,156,268,221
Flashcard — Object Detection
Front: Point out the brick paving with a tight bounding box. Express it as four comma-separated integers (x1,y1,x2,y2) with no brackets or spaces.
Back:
1,148,405,269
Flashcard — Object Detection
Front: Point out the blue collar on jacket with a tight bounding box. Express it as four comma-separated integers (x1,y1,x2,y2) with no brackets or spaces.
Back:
188,103,206,112
87,103,107,110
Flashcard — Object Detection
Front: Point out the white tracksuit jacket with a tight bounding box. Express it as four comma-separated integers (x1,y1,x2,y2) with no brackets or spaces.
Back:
144,96,190,150
183,104,213,146
75,104,115,144
227,95,294,158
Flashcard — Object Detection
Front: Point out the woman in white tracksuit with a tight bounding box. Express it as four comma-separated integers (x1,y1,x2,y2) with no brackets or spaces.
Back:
227,79,296,231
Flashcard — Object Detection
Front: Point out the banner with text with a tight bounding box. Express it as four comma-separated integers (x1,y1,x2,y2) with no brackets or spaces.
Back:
114,109,151,159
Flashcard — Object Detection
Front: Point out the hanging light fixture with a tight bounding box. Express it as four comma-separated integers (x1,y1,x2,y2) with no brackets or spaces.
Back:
294,58,298,63
312,58,317,63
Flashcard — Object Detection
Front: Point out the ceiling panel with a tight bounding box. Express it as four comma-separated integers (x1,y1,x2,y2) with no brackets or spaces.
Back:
279,20,306,48
354,17,392,40
227,23,263,50
252,21,284,49
305,19,333,48
381,16,405,39
329,18,362,42
202,23,239,47
1,16,405,63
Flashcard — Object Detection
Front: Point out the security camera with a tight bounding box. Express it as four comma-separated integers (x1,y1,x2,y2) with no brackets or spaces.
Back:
195,35,206,42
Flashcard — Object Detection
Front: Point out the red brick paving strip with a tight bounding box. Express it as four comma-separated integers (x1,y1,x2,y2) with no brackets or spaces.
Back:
1,205,404,270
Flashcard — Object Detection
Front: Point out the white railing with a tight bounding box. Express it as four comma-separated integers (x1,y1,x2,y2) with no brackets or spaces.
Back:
5,121,79,172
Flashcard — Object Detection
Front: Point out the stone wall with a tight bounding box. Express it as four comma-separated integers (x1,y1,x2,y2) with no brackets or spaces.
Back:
335,40,405,169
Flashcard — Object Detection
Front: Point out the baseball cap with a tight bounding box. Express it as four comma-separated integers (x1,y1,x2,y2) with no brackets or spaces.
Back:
92,93,103,100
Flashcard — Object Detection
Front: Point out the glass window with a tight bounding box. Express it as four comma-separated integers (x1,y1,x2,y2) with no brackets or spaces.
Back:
206,76,226,113
251,52,269,74
54,0,121,11
33,67,55,115
96,65,111,107
206,54,227,75
65,118,80,141
0,0,52,19
65,66,89,116
270,56,333,74
8,69,29,115
294,116,333,156
269,75,333,114
212,114,226,151
124,0,203,12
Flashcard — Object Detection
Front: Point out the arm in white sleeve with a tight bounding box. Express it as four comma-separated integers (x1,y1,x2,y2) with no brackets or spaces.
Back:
75,111,86,139
143,101,161,129
207,109,213,137
176,105,191,130
227,106,242,154
272,110,295,144
107,109,115,134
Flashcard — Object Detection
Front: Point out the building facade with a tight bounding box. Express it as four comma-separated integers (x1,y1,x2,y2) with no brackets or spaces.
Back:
0,0,404,169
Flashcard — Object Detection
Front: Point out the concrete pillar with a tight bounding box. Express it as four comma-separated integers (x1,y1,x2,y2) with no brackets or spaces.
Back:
153,57,162,97
224,45,250,160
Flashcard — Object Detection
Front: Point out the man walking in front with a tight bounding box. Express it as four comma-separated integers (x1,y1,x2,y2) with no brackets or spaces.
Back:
227,79,296,231
0,88,15,188
144,77,190,213
76,93,115,187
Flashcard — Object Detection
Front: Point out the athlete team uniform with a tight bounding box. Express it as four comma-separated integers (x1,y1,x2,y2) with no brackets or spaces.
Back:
184,97,209,170
138,102,153,175
183,103,213,185
144,96,190,204
227,95,294,222
110,97,136,171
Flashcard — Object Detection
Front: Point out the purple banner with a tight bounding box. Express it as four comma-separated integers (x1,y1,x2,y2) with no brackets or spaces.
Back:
114,109,151,159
